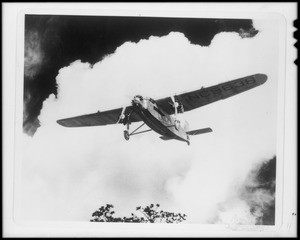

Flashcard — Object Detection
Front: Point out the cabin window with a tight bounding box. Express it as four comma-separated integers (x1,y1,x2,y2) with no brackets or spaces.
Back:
153,106,165,116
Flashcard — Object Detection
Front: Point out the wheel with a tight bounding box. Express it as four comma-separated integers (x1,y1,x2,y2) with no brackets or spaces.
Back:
123,130,130,140
174,120,180,130
186,135,190,145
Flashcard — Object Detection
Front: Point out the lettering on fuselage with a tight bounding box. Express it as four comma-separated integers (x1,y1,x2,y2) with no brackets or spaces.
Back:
186,76,257,104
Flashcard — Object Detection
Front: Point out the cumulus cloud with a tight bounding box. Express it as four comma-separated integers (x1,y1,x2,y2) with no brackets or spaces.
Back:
19,19,279,223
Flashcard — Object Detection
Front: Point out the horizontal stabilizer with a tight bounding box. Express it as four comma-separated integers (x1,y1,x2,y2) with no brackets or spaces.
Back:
160,136,174,141
187,127,212,136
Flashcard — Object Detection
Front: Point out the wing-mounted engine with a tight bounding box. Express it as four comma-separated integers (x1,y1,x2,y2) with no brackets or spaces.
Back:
170,95,184,130
117,105,141,126
175,95,184,114
170,95,184,115
117,106,127,124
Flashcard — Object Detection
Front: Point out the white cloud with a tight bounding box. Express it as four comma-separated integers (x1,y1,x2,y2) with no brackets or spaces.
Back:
20,19,279,223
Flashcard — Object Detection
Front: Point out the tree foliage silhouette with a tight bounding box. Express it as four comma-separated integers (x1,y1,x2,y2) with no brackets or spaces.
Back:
90,204,187,223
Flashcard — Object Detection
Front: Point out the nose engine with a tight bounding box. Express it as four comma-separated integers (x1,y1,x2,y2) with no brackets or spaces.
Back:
132,95,142,104
132,95,148,109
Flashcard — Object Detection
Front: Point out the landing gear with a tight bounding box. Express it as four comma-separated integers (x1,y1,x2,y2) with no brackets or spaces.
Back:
187,135,190,146
174,119,180,130
124,122,130,140
122,122,152,141
124,130,130,140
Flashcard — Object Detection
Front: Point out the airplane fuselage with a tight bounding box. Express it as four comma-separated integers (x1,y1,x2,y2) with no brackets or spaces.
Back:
131,96,189,143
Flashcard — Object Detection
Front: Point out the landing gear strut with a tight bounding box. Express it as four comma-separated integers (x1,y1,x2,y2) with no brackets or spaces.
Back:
123,122,152,141
124,122,130,140
187,135,190,146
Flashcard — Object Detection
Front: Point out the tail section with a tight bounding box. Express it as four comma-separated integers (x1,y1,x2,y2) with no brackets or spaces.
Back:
160,127,212,143
187,127,212,136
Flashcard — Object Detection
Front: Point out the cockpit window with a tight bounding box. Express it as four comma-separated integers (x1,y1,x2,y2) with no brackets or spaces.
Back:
149,98,156,104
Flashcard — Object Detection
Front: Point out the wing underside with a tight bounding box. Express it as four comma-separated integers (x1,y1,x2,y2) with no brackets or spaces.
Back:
156,74,267,115
57,74,267,128
57,106,141,127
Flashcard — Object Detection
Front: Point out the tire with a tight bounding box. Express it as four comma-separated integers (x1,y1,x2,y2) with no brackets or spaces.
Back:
174,120,180,130
124,130,130,140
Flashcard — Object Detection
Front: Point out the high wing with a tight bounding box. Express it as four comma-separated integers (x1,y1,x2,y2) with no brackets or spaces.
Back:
57,106,141,127
57,74,267,128
155,74,267,115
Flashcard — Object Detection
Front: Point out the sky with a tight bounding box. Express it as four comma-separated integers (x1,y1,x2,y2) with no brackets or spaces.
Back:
19,16,279,224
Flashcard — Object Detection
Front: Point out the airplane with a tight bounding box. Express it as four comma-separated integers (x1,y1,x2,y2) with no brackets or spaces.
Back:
57,73,267,145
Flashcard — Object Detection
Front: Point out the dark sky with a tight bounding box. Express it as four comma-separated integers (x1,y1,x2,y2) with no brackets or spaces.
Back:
24,15,257,135
242,156,276,225
256,156,276,225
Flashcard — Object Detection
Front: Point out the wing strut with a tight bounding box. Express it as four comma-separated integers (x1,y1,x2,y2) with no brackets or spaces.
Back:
130,123,145,135
117,106,127,123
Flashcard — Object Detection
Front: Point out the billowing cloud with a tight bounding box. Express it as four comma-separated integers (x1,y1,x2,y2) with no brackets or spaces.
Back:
19,19,279,223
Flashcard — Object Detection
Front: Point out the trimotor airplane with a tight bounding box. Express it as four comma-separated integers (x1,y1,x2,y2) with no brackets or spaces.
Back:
57,74,267,145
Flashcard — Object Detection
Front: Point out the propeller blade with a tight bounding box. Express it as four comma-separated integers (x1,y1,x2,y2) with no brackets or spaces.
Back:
171,95,178,118
117,106,127,123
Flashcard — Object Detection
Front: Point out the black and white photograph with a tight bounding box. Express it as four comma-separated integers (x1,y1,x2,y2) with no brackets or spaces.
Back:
3,3,297,237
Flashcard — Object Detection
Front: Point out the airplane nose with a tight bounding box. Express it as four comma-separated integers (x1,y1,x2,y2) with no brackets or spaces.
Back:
132,97,142,108
132,97,148,110
133,97,140,104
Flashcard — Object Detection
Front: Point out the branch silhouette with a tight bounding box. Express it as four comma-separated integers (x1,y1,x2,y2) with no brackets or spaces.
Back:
90,203,187,223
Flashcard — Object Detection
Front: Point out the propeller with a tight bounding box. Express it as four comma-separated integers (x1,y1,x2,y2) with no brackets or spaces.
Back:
117,106,127,123
170,95,179,119
117,94,138,124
